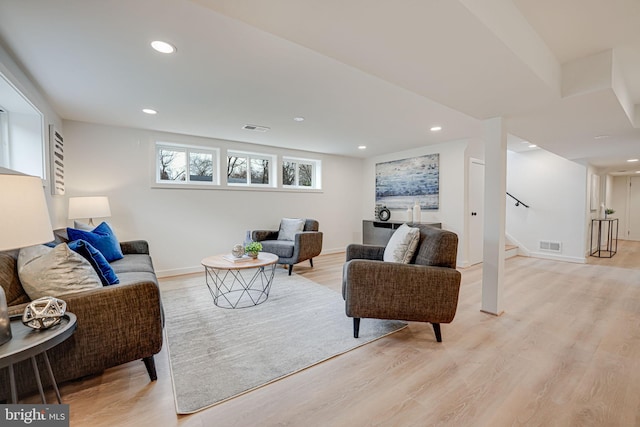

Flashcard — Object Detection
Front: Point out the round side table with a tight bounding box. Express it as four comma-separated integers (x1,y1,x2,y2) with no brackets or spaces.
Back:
0,312,77,404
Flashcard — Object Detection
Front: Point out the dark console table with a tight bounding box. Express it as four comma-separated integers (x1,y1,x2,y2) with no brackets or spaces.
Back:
363,220,441,246
590,218,618,258
0,313,77,404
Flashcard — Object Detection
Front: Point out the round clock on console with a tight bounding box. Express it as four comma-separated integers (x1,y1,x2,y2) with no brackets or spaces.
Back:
378,207,391,221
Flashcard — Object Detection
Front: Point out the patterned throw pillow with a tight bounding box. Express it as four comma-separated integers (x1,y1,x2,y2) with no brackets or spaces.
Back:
17,244,102,300
383,224,420,263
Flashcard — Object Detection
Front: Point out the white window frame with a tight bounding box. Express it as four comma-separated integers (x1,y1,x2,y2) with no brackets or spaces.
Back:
282,156,322,189
226,150,276,188
155,142,219,186
0,109,8,167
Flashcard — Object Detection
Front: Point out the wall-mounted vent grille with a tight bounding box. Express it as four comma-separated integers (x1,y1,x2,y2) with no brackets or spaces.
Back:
539,240,562,253
242,124,270,132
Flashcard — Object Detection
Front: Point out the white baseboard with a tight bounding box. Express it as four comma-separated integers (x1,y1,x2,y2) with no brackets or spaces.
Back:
156,266,202,278
157,249,346,278
528,251,586,264
321,247,347,255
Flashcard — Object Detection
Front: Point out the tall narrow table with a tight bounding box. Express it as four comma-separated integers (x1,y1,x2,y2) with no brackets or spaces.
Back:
590,218,619,258
0,313,77,404
201,252,279,309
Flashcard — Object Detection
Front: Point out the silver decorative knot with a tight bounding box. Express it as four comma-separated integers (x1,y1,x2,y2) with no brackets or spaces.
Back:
231,244,245,258
22,296,67,330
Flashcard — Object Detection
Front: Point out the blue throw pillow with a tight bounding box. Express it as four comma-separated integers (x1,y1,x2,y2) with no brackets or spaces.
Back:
68,240,120,286
67,222,124,262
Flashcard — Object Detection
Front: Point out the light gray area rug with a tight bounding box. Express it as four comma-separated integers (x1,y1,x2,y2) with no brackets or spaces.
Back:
162,269,406,414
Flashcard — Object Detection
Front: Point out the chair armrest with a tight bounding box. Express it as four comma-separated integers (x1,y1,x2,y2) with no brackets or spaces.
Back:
120,240,149,255
292,231,323,261
252,230,279,242
343,259,461,323
346,244,385,261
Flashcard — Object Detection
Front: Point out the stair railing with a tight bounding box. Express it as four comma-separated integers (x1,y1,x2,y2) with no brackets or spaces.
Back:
506,192,529,208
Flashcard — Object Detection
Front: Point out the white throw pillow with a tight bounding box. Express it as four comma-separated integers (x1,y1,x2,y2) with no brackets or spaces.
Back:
278,218,305,241
383,224,420,263
18,243,102,300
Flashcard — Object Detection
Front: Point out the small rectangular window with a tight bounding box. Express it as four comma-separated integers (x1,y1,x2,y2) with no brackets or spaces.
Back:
156,143,218,185
283,157,321,189
227,151,275,187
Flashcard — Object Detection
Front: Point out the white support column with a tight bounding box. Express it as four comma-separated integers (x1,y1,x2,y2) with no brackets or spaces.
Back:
481,117,507,315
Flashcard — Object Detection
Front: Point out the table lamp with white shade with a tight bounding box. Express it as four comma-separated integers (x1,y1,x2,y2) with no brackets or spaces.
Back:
68,196,111,226
0,172,54,346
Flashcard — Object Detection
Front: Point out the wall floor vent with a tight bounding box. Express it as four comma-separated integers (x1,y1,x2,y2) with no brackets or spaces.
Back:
539,240,562,252
242,124,270,132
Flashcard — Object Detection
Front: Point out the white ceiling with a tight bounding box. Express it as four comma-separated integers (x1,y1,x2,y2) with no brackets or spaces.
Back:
0,0,638,174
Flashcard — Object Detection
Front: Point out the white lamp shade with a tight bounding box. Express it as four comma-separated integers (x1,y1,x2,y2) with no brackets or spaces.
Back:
0,174,54,251
68,196,111,220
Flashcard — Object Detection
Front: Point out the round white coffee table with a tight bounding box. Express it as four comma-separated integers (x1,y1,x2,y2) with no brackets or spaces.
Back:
201,252,279,309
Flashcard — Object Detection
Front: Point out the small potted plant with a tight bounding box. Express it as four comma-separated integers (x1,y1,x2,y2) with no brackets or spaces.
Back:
245,241,262,259
605,208,615,218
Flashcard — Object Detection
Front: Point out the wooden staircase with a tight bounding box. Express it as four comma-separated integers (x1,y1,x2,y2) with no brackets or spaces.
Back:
505,244,518,259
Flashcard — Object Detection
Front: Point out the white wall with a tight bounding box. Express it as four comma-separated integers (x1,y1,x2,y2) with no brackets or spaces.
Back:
506,149,587,262
62,120,363,276
362,140,469,266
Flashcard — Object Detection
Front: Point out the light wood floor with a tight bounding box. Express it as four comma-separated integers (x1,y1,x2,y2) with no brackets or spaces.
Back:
20,241,640,426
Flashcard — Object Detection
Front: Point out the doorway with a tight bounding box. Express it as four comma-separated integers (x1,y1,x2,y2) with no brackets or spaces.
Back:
468,158,484,265
629,176,640,241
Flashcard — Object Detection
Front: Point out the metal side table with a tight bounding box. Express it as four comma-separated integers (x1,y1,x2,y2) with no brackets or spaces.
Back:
590,218,619,258
0,313,77,404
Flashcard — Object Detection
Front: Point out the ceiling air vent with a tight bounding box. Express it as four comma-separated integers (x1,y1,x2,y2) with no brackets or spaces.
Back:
539,240,562,253
242,124,270,132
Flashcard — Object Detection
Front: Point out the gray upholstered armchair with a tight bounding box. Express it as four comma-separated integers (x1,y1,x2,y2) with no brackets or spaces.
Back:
252,218,323,275
342,224,461,342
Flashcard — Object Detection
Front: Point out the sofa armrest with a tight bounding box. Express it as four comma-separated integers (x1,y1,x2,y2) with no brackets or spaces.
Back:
50,281,162,373
251,230,279,242
343,259,461,323
346,244,385,262
120,240,150,255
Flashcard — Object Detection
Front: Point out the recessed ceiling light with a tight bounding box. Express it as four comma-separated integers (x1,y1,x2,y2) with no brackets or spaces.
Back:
594,135,610,140
293,117,305,122
627,158,639,162
430,126,442,132
528,144,537,148
636,171,640,173
358,145,367,150
142,108,157,115
150,40,176,54
521,141,530,144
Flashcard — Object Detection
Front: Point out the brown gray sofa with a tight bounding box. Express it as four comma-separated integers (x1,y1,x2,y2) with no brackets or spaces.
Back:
0,232,163,400
343,224,461,342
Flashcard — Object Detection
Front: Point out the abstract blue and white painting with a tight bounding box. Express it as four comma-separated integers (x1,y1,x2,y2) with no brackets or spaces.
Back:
375,154,439,210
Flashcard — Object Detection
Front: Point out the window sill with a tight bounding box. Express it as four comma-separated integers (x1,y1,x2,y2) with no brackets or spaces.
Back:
151,182,322,193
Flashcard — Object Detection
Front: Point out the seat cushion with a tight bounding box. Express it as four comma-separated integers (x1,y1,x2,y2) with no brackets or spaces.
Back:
383,224,420,263
110,254,155,275
260,240,294,258
116,271,159,286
